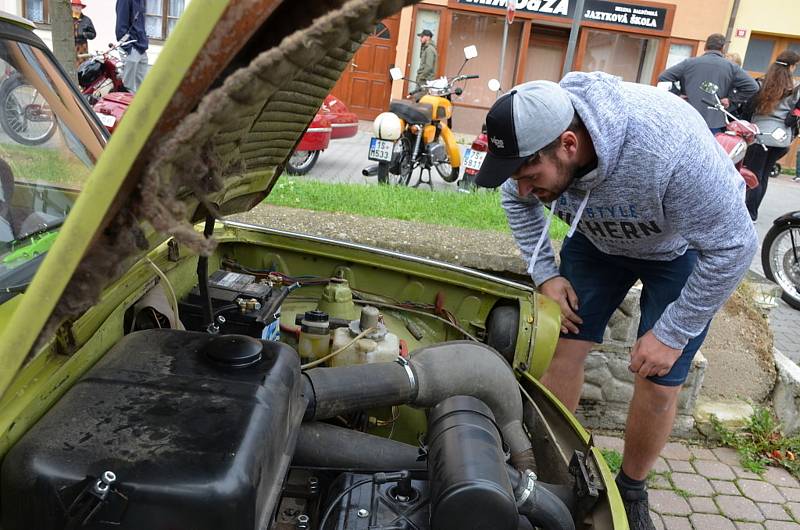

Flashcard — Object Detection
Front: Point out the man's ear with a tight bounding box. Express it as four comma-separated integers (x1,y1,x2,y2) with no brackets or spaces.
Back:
559,131,579,156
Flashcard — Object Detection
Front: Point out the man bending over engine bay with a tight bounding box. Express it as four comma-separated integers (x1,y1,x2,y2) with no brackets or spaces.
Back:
474,73,757,530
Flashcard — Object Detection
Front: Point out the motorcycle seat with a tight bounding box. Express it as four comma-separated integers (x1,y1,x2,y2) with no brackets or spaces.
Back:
390,100,431,125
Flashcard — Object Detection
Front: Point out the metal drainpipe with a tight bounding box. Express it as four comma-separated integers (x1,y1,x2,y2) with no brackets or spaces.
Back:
562,0,586,79
724,0,742,51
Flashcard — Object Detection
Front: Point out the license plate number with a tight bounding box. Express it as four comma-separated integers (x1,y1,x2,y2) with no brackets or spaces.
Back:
463,149,486,171
369,138,393,162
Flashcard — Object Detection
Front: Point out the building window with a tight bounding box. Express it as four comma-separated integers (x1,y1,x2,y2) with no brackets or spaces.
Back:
581,30,660,84
145,0,185,40
374,22,391,40
743,37,775,74
22,0,48,24
665,43,693,70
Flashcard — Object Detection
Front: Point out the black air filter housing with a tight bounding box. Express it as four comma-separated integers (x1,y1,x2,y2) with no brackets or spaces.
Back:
427,395,518,530
1,329,305,530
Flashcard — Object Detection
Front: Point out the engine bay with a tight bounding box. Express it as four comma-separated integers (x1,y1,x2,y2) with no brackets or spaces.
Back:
0,237,608,530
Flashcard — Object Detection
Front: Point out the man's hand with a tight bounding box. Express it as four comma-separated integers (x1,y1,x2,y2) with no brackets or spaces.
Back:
540,276,582,334
628,330,682,378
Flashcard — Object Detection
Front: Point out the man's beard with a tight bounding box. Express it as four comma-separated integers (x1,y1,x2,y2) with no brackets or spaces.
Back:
538,155,577,203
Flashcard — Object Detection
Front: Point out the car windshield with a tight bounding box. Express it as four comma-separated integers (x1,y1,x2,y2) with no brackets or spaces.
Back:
0,37,104,301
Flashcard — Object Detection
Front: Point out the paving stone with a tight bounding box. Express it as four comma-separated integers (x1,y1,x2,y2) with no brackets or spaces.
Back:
691,513,737,530
735,523,765,530
593,434,624,452
762,467,800,489
649,473,672,490
763,521,800,530
694,460,737,480
689,446,719,461
713,447,743,466
786,502,800,519
778,487,800,502
734,467,764,480
739,479,786,503
688,496,718,513
758,502,793,521
652,457,670,473
668,458,695,473
711,479,741,495
652,510,665,530
663,515,693,530
671,472,715,496
716,494,766,522
661,442,692,460
649,489,692,516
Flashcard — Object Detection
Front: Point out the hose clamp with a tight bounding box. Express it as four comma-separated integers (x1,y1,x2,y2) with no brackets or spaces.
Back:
515,469,537,507
395,356,416,391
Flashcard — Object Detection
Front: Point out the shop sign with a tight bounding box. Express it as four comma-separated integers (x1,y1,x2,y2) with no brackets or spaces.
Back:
582,0,667,30
455,0,575,19
454,0,667,31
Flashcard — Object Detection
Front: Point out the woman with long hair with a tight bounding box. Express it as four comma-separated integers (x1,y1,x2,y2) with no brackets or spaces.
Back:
743,50,800,220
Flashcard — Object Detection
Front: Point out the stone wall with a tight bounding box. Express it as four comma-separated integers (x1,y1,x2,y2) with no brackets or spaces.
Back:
574,285,708,438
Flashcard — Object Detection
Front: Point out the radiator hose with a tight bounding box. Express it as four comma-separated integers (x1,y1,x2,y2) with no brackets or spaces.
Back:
302,341,535,470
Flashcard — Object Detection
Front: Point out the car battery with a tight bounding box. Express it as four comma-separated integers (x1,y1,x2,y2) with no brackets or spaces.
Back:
179,270,281,340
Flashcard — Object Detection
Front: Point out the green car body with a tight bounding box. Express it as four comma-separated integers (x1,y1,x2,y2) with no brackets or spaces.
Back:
0,2,627,529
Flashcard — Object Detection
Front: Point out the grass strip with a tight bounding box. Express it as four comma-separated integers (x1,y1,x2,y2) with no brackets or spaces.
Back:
267,177,569,240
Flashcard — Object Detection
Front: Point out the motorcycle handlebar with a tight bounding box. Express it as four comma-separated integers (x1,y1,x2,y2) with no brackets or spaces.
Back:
463,75,479,80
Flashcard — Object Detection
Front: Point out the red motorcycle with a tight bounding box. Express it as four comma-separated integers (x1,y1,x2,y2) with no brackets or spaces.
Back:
286,94,358,174
77,40,133,134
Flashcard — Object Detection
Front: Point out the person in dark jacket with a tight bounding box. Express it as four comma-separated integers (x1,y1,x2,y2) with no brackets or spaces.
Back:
71,0,95,68
415,29,437,87
115,0,149,92
658,33,758,132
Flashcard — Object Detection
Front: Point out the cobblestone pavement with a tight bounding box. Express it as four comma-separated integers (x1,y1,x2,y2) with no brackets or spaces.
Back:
594,435,800,529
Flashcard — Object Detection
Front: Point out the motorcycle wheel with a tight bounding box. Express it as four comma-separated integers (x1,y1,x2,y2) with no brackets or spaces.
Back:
432,139,459,183
286,150,319,175
762,223,800,310
0,75,56,146
769,163,782,178
378,136,413,185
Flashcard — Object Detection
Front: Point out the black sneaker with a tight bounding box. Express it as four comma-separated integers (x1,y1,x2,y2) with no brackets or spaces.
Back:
616,484,656,530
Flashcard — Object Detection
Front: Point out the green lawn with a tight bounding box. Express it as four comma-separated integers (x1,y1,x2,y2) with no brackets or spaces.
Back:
0,142,87,187
266,177,569,240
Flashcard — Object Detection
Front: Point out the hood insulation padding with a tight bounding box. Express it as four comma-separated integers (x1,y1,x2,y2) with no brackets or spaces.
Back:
41,0,417,352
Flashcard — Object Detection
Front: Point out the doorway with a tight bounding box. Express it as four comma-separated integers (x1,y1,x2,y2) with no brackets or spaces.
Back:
331,14,400,121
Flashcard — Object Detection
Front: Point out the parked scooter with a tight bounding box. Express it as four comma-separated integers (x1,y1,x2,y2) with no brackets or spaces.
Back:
457,78,502,191
363,45,479,186
762,213,800,310
77,39,134,133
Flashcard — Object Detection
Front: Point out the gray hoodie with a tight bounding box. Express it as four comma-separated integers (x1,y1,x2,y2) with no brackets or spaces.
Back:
501,71,758,350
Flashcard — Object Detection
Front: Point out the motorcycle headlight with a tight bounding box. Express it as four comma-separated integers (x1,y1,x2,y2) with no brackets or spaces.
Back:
373,112,402,141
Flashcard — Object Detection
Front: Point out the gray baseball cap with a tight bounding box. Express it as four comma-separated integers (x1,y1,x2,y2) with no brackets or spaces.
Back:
475,80,575,188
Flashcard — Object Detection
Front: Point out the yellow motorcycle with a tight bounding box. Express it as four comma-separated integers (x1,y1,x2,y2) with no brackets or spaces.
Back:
364,46,478,186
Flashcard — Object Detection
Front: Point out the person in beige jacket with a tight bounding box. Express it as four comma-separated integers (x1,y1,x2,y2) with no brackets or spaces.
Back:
415,29,437,87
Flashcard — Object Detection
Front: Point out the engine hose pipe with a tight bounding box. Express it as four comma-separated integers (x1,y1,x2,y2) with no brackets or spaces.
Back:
302,341,534,470
507,467,576,530
293,422,425,471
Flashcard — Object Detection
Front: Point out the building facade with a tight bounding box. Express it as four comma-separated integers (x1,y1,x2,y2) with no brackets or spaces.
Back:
360,0,736,135
0,0,189,65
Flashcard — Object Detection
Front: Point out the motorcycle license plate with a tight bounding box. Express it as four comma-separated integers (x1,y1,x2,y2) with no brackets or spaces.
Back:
368,138,393,162
97,113,117,128
463,148,486,171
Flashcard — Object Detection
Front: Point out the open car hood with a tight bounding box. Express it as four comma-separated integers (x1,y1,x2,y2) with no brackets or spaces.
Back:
0,0,419,388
